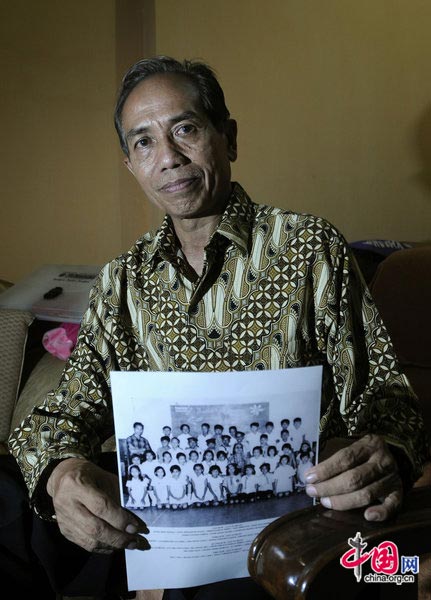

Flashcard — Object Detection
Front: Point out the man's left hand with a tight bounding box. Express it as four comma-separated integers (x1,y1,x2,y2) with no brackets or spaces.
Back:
304,433,403,521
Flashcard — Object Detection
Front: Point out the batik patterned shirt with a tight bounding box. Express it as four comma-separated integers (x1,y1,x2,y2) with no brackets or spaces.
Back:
8,182,429,517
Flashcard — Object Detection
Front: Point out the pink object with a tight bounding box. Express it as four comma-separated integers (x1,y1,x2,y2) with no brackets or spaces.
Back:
42,322,80,361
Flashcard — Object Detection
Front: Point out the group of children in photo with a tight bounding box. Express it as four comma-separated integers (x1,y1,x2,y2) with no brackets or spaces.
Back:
123,419,316,510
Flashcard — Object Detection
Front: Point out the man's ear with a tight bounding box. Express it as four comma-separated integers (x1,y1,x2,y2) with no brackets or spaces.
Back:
123,156,134,175
225,119,238,162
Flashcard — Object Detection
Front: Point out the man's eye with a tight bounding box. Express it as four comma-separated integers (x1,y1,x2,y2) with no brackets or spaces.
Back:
176,124,195,136
136,137,151,148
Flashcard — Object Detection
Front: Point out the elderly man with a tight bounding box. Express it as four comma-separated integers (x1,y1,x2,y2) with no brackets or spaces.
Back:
6,56,429,599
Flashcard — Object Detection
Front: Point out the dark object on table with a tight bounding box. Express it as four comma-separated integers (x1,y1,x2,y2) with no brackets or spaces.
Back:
43,286,63,300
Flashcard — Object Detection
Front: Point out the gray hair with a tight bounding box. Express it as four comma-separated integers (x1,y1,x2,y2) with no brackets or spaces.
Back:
114,56,230,157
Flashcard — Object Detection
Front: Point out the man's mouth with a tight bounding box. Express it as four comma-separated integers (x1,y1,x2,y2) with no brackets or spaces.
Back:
159,177,199,193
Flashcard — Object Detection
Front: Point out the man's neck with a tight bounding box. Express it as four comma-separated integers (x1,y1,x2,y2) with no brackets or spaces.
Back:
172,213,222,276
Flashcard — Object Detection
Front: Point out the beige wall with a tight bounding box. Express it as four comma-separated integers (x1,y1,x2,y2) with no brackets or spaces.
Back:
155,0,431,243
2,1,431,284
0,0,155,283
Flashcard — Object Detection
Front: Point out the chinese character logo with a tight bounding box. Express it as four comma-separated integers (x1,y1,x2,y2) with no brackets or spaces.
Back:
401,556,419,575
340,532,369,582
340,532,418,585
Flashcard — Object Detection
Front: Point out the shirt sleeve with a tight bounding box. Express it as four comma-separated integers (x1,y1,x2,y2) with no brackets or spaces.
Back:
7,261,140,519
313,228,430,488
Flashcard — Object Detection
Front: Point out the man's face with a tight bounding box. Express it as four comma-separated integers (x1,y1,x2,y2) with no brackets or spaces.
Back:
122,73,237,223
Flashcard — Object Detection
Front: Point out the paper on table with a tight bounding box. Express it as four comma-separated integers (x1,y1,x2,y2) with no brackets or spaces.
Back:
111,366,322,591
0,264,100,323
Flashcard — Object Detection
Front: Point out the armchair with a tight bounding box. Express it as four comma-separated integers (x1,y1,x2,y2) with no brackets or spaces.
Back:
248,245,431,598
248,484,431,599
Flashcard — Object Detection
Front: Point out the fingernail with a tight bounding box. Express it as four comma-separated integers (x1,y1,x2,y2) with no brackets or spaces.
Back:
305,472,318,484
127,522,149,535
320,497,332,508
136,536,151,551
306,485,317,496
366,511,380,521
127,536,151,551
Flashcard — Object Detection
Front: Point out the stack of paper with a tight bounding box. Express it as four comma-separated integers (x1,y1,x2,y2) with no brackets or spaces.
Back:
0,264,100,323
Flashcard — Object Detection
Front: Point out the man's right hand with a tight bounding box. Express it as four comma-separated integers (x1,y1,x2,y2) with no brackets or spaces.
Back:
47,457,150,553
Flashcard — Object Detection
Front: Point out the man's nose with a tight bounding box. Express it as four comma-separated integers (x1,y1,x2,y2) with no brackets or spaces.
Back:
158,137,189,170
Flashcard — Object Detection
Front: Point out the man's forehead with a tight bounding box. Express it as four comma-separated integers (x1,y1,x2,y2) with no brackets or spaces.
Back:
123,73,203,124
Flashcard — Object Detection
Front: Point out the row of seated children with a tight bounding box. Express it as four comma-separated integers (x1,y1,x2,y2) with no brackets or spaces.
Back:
131,437,314,479
153,419,310,462
125,451,314,510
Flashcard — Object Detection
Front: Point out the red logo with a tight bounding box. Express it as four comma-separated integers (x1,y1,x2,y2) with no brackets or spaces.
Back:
340,532,399,582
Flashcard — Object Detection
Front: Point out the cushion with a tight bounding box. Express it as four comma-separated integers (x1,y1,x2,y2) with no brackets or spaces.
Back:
10,352,65,433
10,351,116,453
0,308,34,449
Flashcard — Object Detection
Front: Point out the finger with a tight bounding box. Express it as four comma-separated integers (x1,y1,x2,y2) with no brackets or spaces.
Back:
92,542,115,555
318,471,402,512
306,461,384,499
55,501,150,552
91,538,153,554
305,435,377,484
364,488,403,522
123,508,149,533
79,486,150,535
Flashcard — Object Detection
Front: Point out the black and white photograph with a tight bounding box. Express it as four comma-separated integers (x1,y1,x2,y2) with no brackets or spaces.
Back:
118,403,317,528
111,367,322,590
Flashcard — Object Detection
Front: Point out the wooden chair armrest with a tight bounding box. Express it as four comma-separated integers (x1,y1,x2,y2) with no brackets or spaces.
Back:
248,485,431,599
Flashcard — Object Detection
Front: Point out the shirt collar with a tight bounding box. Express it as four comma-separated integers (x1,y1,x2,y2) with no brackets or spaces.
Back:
215,182,255,254
142,182,256,266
